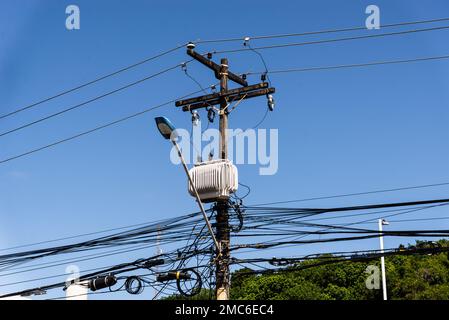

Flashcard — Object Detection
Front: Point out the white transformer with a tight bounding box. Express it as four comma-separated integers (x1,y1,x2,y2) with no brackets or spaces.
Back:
188,159,238,203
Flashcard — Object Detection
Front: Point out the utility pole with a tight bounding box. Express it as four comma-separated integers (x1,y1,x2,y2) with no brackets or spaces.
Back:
175,43,275,300
216,58,230,300
378,218,389,300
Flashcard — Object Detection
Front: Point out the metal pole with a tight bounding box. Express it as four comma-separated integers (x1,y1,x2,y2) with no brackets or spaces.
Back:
378,219,388,300
216,58,230,300
171,140,221,254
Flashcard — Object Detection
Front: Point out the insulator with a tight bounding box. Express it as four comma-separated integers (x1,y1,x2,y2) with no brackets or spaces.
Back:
187,42,196,50
191,110,200,126
261,73,266,82
207,108,215,123
207,52,213,59
267,94,275,111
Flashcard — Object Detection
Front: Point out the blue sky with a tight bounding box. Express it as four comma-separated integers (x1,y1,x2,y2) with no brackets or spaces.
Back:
0,0,449,299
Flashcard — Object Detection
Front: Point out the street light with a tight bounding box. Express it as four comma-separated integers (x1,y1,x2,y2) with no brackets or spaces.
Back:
378,218,389,301
154,117,221,255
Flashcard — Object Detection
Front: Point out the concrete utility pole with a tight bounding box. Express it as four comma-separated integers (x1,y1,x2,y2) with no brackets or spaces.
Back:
378,218,389,300
175,43,275,300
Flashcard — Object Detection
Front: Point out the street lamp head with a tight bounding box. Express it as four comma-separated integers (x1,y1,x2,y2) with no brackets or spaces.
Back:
155,116,177,140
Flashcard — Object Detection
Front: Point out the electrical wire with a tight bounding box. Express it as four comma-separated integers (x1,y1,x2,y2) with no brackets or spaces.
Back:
0,44,186,120
232,245,449,277
213,25,449,55
0,63,187,138
250,182,449,206
3,198,449,299
194,17,449,44
0,83,218,165
0,215,201,253
246,54,449,75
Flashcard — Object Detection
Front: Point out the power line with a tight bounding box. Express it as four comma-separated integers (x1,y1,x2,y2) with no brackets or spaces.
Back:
0,63,185,138
274,204,449,254
0,242,174,278
0,243,212,298
232,201,449,255
251,182,449,206
299,204,441,223
246,54,449,75
0,254,166,298
0,44,186,121
194,17,449,44
0,215,201,266
232,208,448,257
335,216,449,226
2,198,448,298
232,245,449,277
2,17,448,121
213,25,449,54
0,211,201,253
0,84,217,165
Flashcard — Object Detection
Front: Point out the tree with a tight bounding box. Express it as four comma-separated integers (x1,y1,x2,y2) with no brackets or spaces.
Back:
230,240,449,300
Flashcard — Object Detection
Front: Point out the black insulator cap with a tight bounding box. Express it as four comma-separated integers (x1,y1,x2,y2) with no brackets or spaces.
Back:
89,275,117,291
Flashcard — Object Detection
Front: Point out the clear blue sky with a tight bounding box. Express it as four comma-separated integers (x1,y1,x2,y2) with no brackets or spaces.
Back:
0,0,449,299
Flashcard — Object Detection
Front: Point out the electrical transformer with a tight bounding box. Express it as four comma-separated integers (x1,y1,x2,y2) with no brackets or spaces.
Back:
188,159,238,203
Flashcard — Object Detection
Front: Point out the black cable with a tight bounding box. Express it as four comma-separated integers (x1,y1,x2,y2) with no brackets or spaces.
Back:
232,245,449,277
0,240,188,278
0,214,199,253
194,17,449,44
182,65,210,95
0,248,211,298
251,107,269,130
0,63,185,138
282,204,449,246
231,201,449,254
0,44,186,120
0,83,218,165
213,25,449,54
0,211,205,268
245,42,272,86
250,182,449,206
246,54,449,75
373,216,449,224
236,182,251,200
2,16,448,122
